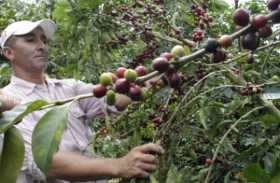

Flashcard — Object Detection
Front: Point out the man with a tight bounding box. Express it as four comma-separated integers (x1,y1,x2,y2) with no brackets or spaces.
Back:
0,19,164,183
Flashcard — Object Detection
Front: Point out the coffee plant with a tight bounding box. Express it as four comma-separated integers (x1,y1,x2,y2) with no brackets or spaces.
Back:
2,0,280,183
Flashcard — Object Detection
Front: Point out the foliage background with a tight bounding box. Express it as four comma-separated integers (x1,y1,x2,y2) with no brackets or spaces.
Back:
2,0,280,182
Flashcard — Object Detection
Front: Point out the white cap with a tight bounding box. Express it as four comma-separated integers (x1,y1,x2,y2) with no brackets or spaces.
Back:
0,19,56,48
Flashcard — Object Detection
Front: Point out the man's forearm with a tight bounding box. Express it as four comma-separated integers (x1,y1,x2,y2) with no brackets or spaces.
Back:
47,143,163,182
47,151,120,181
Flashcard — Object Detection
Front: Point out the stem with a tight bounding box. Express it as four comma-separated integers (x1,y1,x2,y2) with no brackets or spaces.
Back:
39,93,93,110
178,49,206,64
153,88,173,143
136,39,280,85
234,0,239,9
204,106,264,183
159,82,244,136
261,46,275,75
182,85,245,110
220,58,280,123
260,95,280,121
152,32,183,45
136,71,160,84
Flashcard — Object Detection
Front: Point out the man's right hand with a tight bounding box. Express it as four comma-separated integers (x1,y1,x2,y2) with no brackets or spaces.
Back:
116,143,164,178
0,90,20,111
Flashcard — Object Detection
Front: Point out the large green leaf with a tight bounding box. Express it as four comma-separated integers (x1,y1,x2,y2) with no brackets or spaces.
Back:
270,158,280,183
165,165,183,183
32,103,71,175
271,174,280,183
0,127,24,183
0,134,3,163
0,100,49,133
243,163,270,183
150,174,159,183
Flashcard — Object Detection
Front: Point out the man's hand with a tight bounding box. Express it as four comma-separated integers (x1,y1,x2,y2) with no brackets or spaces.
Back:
0,90,20,111
116,143,164,178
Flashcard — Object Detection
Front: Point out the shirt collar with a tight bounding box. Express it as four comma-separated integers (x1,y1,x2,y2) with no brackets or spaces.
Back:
10,75,61,95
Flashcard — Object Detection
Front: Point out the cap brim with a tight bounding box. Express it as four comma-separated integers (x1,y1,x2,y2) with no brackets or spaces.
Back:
13,19,56,40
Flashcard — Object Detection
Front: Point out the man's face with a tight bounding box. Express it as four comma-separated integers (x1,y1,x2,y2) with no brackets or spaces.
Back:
4,27,49,73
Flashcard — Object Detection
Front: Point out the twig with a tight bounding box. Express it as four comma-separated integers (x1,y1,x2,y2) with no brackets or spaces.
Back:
158,72,242,136
181,85,245,110
261,46,277,75
204,106,264,183
153,88,173,143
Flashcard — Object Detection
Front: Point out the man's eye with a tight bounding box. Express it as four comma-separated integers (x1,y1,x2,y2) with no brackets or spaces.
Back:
42,39,48,44
25,37,34,42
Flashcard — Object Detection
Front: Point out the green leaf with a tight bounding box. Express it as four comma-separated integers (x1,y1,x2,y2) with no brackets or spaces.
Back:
0,134,3,162
32,103,71,175
224,171,232,183
210,0,229,11
271,158,280,177
165,165,183,183
259,114,279,126
0,127,24,183
198,109,208,129
0,100,49,133
271,174,280,183
243,163,270,183
78,0,102,9
52,0,72,29
150,174,159,183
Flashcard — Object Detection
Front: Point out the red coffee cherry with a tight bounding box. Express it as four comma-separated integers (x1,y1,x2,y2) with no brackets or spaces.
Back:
160,52,173,61
267,0,280,11
115,78,130,94
204,38,219,53
93,84,107,98
212,50,227,63
152,57,169,72
135,66,147,76
129,84,142,101
242,33,259,51
233,8,250,26
251,15,268,29
116,67,127,78
218,35,232,48
258,26,272,38
168,73,181,89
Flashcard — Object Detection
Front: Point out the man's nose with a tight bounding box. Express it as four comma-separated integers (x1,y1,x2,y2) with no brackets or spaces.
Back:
37,39,47,50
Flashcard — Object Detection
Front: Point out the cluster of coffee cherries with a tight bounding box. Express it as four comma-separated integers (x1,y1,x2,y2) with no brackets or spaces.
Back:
201,1,280,63
92,45,187,111
202,35,230,63
268,0,280,23
192,29,204,43
92,66,146,111
232,2,277,63
240,83,262,96
191,4,213,42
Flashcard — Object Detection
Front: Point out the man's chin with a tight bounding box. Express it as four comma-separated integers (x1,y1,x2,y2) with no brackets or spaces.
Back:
34,61,49,70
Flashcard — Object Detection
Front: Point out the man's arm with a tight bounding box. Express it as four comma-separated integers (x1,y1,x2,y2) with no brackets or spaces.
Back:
47,143,164,181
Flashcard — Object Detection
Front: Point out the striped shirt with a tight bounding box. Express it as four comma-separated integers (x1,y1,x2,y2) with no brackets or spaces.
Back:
2,75,107,183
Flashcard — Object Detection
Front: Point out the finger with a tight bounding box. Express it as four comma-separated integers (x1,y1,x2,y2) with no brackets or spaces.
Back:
138,162,157,172
136,143,164,155
136,169,150,178
139,154,156,164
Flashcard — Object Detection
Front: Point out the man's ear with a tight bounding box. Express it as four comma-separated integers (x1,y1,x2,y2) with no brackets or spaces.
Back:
2,47,14,62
